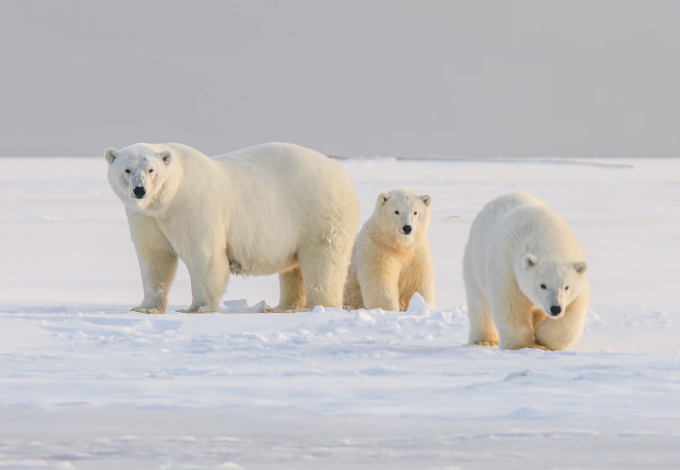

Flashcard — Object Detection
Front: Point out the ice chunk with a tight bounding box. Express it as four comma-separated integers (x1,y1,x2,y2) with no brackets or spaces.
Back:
222,299,249,312
406,292,430,316
354,309,376,325
222,299,270,313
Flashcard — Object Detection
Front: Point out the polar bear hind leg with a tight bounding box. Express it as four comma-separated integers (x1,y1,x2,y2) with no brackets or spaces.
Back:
297,243,350,309
275,266,306,311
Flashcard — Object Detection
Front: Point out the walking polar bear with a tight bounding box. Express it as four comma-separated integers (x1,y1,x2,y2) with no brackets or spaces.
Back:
344,189,435,311
105,142,359,314
464,192,589,350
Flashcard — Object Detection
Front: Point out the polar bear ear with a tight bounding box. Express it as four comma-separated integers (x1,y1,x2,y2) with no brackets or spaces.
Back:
105,148,118,164
573,261,588,274
378,193,390,205
159,151,172,165
523,254,538,268
420,195,432,207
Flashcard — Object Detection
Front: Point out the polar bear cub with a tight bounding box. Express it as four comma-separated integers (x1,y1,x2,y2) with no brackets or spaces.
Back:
106,142,359,314
463,192,589,350
344,189,435,311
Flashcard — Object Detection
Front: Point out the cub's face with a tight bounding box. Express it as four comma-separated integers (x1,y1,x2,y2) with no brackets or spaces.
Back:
515,254,588,319
376,189,432,242
105,145,172,212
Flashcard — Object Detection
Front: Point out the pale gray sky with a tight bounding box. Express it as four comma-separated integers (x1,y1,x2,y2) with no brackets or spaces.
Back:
1,0,679,157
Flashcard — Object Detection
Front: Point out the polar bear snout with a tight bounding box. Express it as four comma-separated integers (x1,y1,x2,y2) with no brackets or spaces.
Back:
549,305,562,316
402,224,413,235
133,186,147,199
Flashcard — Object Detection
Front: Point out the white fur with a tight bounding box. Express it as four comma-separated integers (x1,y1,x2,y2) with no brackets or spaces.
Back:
344,189,435,311
463,192,590,350
106,142,359,314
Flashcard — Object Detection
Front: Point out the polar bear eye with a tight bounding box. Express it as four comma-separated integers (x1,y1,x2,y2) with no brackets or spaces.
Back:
395,211,399,215
540,284,547,289
414,211,418,215
565,286,569,290
125,169,131,174
148,169,154,173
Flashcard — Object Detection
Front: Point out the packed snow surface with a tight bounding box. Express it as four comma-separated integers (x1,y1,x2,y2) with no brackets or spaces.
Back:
1,156,679,469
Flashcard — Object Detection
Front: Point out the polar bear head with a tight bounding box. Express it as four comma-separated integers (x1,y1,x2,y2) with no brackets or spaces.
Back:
374,188,432,243
515,255,588,319
105,144,180,214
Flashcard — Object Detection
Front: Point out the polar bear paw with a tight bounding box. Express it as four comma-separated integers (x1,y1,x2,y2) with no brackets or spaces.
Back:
472,340,498,347
176,305,220,314
258,306,287,313
131,306,165,314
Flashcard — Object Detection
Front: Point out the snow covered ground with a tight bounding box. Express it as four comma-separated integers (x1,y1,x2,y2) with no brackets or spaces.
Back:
0,155,679,469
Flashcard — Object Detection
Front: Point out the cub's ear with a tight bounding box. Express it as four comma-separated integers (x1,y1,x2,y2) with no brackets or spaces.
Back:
420,195,432,207
105,148,118,164
523,254,538,268
378,193,390,205
159,150,172,165
573,261,588,274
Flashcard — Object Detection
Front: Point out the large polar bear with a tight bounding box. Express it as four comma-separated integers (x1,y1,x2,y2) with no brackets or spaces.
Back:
344,188,435,311
105,142,359,314
463,192,589,350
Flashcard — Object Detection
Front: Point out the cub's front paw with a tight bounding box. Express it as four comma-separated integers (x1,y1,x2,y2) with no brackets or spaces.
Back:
131,306,165,314
472,340,498,347
259,306,285,313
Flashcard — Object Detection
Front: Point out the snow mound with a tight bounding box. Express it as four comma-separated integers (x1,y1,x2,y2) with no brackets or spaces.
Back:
407,292,431,316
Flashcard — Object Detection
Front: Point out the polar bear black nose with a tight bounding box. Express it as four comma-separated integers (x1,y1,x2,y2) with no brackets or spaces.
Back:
402,225,412,234
550,305,562,315
133,186,146,198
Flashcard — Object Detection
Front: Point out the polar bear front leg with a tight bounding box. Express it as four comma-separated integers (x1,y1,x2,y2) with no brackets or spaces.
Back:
535,284,590,351
489,282,545,350
466,282,498,346
134,249,178,314
127,211,178,314
178,249,230,314
401,248,436,309
357,257,401,312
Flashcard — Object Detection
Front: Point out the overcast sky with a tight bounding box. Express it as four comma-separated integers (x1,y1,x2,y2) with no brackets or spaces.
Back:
1,0,679,157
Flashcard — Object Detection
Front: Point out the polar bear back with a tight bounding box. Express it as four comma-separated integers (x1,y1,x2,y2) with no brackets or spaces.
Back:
465,192,584,286
213,142,359,276
214,142,351,212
